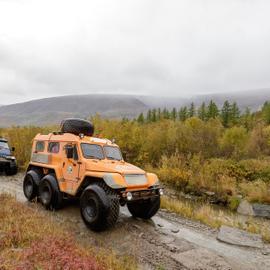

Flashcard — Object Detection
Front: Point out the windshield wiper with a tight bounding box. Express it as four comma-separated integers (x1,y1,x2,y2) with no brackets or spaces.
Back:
86,155,102,160
107,156,121,161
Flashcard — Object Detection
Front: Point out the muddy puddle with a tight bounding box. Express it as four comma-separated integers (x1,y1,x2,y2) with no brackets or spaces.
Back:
1,173,270,270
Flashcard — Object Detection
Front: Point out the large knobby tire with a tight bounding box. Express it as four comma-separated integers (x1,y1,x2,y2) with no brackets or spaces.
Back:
39,175,63,210
23,172,38,201
60,118,94,136
80,183,119,231
127,196,160,219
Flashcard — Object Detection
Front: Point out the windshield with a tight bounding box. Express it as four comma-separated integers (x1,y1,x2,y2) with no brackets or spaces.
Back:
0,141,11,156
81,143,104,160
104,146,122,161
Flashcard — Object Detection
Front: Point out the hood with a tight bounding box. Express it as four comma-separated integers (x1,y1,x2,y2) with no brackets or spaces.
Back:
0,149,11,158
85,160,145,175
0,154,16,160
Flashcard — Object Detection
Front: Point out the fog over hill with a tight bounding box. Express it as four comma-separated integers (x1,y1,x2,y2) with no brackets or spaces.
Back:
140,89,270,111
0,89,270,127
190,89,270,111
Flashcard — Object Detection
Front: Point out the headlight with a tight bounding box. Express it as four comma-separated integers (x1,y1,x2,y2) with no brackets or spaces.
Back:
6,156,16,160
159,188,164,196
127,192,133,201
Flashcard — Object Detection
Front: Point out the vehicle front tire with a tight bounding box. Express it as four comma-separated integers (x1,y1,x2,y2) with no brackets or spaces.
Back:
127,196,160,219
80,184,119,231
23,172,38,201
39,175,63,210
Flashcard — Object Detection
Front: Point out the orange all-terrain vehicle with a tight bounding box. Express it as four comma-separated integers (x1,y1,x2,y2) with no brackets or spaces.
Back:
23,119,163,231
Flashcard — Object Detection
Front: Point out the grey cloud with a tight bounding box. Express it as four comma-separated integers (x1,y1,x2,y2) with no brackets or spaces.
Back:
0,0,270,104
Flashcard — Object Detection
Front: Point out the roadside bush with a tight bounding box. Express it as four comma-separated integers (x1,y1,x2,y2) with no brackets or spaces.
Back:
239,180,270,204
246,124,270,157
156,153,270,205
220,126,248,159
228,196,241,211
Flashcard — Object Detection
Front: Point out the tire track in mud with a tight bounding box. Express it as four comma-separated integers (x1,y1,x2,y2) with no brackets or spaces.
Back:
1,173,270,270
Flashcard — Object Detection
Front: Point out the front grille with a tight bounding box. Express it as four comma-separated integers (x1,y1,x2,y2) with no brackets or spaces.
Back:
124,174,148,186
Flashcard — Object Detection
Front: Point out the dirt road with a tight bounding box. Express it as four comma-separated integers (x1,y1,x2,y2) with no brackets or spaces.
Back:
1,173,270,270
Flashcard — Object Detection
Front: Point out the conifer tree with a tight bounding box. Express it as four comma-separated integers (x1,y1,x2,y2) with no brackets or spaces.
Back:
137,113,144,124
262,101,270,124
230,102,241,125
171,107,177,121
157,108,161,121
179,106,188,121
198,102,207,121
146,109,152,122
221,100,231,127
242,107,251,129
188,102,196,117
162,108,170,119
151,109,157,122
207,100,219,119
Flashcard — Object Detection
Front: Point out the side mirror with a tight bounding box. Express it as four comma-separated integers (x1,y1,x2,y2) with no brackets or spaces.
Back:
11,147,15,152
65,145,74,159
122,151,127,160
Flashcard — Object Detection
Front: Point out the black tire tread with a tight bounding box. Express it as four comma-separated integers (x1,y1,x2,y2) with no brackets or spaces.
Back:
127,196,160,219
39,175,63,210
60,118,94,136
96,181,120,228
80,182,119,231
23,172,38,201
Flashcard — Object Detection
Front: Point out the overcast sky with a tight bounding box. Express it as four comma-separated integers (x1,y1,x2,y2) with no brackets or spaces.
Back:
0,0,270,104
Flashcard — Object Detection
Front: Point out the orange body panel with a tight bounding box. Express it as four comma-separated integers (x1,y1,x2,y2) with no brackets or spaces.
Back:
28,133,159,196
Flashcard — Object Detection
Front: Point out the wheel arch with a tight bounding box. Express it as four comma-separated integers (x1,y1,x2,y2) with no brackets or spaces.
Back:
27,163,61,178
76,175,125,197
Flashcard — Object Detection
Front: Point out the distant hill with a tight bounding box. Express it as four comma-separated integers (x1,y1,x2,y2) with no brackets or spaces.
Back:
0,89,270,127
190,89,270,111
139,89,270,111
0,95,148,127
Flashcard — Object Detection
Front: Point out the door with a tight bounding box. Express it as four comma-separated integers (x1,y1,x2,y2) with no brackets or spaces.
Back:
62,143,80,194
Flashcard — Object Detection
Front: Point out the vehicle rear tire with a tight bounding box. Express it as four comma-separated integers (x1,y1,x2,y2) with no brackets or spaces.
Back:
80,184,119,231
60,118,94,136
23,172,38,201
127,196,160,219
39,175,63,210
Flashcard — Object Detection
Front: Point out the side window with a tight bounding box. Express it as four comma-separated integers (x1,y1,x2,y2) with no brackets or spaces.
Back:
48,142,60,153
73,145,78,160
35,141,45,152
64,143,78,160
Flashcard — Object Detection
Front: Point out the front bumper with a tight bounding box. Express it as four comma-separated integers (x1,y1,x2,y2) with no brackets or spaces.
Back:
0,158,17,171
120,186,163,202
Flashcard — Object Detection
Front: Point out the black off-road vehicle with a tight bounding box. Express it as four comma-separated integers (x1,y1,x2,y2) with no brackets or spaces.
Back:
0,138,17,175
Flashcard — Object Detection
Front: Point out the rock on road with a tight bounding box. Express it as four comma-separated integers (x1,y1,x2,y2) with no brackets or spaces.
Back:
1,173,270,270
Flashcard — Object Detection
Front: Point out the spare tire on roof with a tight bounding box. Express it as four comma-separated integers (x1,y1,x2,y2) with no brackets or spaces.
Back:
60,118,94,136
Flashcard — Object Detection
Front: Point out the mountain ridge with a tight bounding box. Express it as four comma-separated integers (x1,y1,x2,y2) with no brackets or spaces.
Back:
0,89,270,127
